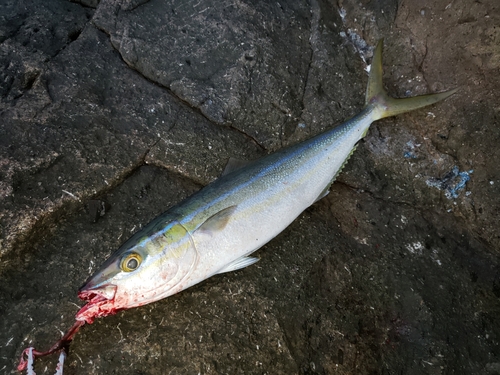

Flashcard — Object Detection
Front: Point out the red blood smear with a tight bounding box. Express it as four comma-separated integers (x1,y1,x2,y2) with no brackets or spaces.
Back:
75,291,122,324
17,290,122,371
17,320,84,371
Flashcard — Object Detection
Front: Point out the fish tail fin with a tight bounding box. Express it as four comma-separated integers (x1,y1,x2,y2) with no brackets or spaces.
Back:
366,39,457,121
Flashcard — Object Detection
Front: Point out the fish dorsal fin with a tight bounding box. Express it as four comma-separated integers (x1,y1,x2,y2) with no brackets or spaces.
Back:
217,256,259,274
221,158,252,176
196,205,237,235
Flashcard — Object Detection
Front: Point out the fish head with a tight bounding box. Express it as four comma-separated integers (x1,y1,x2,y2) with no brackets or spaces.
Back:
76,221,198,323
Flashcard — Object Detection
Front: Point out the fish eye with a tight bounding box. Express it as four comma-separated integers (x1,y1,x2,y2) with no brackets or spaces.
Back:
121,252,142,272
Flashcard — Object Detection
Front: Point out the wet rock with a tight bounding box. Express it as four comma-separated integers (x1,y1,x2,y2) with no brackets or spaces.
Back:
1,0,499,374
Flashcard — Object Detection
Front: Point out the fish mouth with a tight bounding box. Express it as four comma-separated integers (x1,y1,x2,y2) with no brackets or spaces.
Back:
76,284,119,324
78,283,117,301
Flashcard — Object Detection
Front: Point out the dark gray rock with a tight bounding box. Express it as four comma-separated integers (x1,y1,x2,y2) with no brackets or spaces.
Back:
92,0,315,150
0,23,261,265
0,0,92,104
1,0,499,374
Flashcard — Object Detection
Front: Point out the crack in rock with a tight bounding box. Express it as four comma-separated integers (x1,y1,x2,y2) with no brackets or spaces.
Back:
91,22,265,151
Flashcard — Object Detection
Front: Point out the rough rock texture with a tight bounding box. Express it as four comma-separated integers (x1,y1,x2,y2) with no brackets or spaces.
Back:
1,0,499,374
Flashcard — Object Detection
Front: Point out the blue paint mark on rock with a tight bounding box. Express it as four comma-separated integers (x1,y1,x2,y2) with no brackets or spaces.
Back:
426,166,473,199
404,151,418,159
404,140,420,159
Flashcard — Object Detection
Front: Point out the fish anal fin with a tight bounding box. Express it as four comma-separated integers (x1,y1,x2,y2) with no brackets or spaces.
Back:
314,187,330,203
197,205,237,235
335,143,358,178
217,256,259,274
222,158,252,176
314,144,359,203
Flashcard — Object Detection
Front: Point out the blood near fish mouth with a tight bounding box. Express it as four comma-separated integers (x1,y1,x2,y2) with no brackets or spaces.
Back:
76,284,119,324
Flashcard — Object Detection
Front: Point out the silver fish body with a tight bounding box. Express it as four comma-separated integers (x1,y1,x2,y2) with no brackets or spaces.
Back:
76,40,456,323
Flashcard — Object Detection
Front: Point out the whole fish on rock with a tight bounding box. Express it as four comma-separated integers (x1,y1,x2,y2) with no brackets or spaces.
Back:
18,40,456,374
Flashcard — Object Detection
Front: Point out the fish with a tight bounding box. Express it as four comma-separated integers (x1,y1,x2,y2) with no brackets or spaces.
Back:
18,39,456,373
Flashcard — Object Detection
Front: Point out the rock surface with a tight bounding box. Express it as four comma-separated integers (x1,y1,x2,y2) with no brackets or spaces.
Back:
1,0,499,374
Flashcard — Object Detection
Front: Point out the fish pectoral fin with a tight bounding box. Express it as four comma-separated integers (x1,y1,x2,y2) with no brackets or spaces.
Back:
221,158,253,176
196,205,237,235
217,256,260,274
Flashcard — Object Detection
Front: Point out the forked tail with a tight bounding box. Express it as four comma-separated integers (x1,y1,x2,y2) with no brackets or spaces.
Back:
366,39,457,120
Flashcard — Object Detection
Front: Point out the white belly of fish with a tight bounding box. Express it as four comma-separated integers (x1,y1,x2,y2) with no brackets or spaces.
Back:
187,113,374,287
